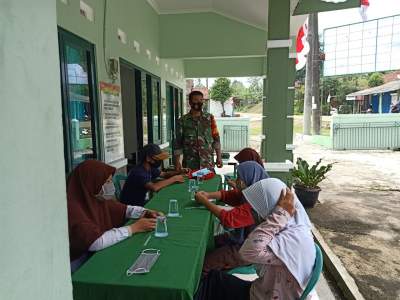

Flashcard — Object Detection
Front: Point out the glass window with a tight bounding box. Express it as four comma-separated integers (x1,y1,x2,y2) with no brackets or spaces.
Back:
59,29,99,173
166,86,173,143
152,79,161,143
162,95,167,143
141,73,148,145
66,48,95,167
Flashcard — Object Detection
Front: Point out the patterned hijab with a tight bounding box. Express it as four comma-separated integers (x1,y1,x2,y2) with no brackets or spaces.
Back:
242,178,315,289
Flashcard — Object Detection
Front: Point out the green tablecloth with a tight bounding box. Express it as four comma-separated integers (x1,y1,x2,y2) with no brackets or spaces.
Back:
72,176,222,300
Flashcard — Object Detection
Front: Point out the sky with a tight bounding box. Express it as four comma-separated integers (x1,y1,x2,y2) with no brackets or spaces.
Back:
192,0,400,86
319,0,400,32
193,77,256,88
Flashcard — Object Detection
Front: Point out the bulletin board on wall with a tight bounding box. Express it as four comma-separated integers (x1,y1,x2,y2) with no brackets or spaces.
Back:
100,82,125,164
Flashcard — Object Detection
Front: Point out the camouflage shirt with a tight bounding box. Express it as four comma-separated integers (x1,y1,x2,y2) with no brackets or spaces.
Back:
174,112,221,170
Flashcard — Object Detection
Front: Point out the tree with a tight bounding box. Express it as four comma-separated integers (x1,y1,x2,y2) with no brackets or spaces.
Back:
368,73,384,87
210,78,233,116
231,80,246,98
247,77,263,103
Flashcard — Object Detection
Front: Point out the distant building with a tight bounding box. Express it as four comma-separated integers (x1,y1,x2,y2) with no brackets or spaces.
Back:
346,80,400,114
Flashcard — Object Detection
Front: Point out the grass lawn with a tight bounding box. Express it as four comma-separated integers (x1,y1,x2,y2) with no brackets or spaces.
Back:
250,122,262,135
249,118,330,137
293,122,330,136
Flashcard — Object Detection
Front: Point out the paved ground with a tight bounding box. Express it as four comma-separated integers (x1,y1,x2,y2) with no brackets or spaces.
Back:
233,271,341,300
294,136,400,300
221,112,400,298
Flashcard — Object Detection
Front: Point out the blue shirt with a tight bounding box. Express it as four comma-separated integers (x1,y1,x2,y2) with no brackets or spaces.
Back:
120,165,161,206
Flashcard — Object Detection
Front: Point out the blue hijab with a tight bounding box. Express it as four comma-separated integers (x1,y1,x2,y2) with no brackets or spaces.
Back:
237,161,269,187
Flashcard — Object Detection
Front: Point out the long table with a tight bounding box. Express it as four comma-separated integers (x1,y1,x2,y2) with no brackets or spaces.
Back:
72,176,222,300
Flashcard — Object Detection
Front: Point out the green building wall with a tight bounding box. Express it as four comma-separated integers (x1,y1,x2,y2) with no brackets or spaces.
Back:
0,1,73,299
57,0,185,89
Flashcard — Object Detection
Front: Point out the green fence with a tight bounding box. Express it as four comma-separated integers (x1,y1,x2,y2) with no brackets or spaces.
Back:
222,125,249,151
215,117,250,152
332,114,400,150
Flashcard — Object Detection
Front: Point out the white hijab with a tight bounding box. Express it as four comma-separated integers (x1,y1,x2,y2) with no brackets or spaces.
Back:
242,178,316,289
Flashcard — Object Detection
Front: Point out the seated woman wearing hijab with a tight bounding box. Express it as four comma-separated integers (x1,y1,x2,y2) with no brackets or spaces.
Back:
195,161,269,275
226,147,264,189
195,178,316,300
204,148,266,233
68,160,162,272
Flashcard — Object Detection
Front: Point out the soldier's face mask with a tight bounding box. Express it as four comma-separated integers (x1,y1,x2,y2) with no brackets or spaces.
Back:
190,102,203,111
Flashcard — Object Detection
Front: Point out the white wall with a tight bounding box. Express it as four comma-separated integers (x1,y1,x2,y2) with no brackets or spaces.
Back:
209,98,234,117
0,1,72,299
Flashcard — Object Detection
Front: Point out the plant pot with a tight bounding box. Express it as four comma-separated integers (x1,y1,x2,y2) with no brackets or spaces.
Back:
293,185,321,208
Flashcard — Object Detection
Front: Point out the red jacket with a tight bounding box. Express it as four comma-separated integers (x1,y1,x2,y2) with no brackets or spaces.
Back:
219,189,255,228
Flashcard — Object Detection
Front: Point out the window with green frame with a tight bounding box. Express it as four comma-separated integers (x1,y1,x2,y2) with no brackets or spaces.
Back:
165,82,184,144
146,74,161,145
58,28,100,174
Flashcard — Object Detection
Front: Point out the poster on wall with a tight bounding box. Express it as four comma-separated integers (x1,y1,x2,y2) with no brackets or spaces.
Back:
100,82,125,164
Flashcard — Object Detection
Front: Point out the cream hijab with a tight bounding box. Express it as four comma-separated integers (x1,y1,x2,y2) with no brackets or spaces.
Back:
242,178,316,289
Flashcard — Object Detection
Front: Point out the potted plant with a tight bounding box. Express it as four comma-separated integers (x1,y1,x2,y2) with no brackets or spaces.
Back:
291,158,333,208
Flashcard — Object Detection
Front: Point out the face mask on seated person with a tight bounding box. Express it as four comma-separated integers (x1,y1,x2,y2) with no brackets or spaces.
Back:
150,159,162,168
99,181,116,200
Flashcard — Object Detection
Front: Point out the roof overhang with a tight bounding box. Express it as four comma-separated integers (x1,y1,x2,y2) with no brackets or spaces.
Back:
347,80,400,97
293,0,361,15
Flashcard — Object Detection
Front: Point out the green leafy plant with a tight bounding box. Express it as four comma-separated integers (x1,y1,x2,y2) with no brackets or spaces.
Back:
368,72,384,87
291,158,333,189
210,78,233,116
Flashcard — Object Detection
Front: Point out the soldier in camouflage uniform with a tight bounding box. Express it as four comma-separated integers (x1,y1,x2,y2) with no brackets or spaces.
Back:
174,91,223,171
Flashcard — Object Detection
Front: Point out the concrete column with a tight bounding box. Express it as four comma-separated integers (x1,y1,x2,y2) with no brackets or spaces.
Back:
286,57,296,162
0,1,72,299
261,0,291,163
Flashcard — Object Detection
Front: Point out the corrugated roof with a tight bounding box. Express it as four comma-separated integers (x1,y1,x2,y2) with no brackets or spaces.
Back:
347,80,400,97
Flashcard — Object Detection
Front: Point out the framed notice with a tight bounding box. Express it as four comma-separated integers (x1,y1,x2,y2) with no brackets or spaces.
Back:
100,82,125,163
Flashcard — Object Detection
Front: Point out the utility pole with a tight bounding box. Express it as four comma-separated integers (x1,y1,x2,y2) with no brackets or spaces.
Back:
311,13,321,135
303,15,313,135
303,12,321,135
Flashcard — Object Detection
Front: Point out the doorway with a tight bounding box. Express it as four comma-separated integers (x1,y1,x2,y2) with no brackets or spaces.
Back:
120,59,162,166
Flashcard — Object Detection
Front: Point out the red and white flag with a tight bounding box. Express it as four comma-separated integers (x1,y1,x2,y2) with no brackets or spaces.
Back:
360,0,370,22
296,18,310,71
